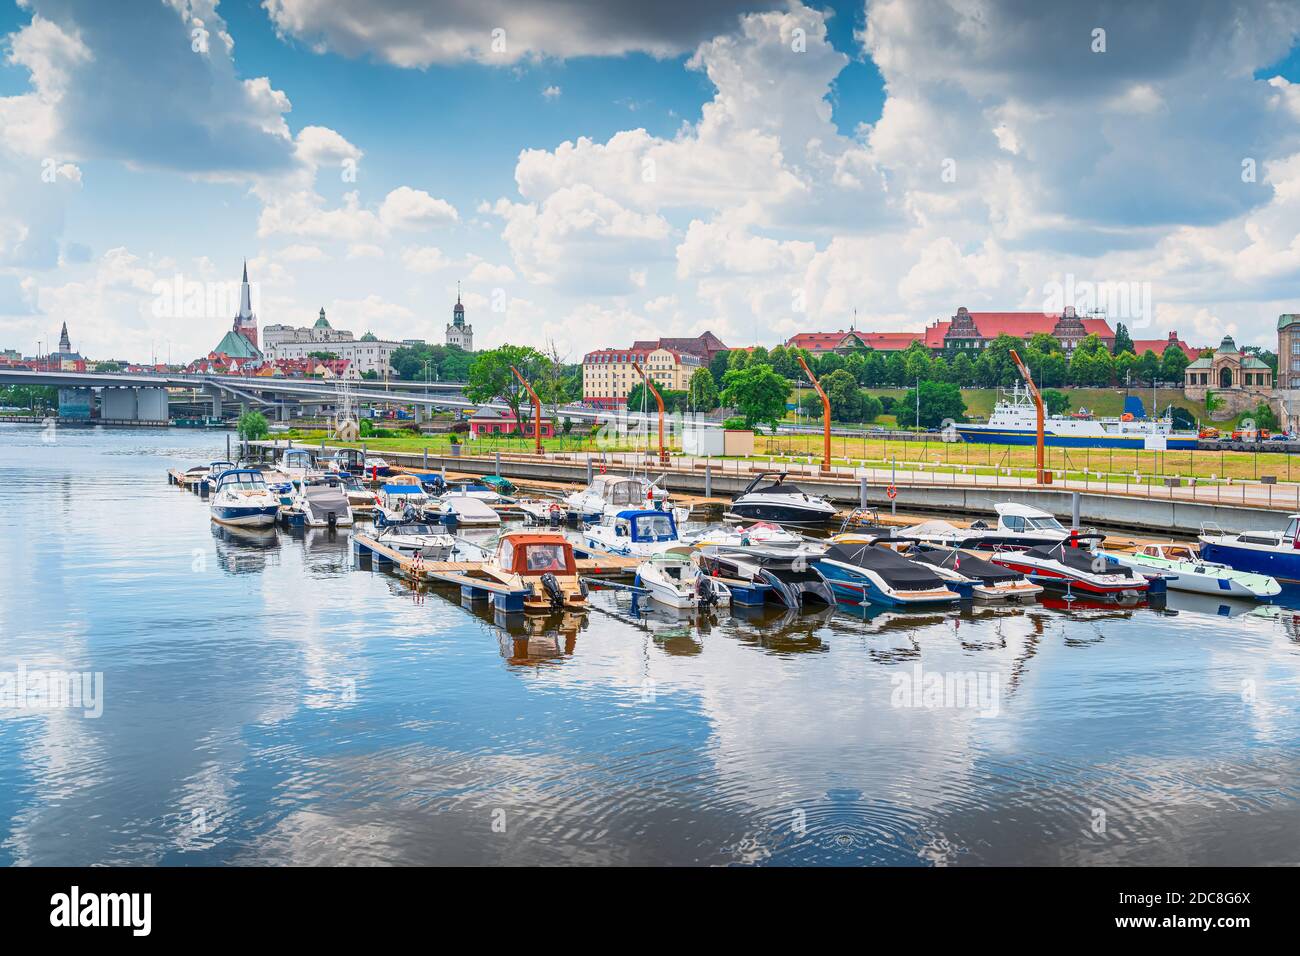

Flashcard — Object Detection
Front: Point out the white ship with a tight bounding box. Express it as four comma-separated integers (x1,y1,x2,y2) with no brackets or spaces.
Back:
955,385,1198,449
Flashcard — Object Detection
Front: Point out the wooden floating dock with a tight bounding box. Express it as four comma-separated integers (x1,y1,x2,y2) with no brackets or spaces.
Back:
351,533,639,612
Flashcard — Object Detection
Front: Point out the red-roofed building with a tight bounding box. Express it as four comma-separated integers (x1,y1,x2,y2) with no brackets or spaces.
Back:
785,330,924,354
1130,331,1200,361
922,306,1115,353
582,342,703,409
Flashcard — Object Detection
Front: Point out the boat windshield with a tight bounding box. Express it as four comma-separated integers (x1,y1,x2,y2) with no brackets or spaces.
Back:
1285,518,1300,541
632,513,677,541
1025,516,1065,532
523,543,569,573
217,472,268,492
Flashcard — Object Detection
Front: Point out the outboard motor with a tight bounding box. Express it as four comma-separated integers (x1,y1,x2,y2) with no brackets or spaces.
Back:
540,572,565,609
695,575,719,608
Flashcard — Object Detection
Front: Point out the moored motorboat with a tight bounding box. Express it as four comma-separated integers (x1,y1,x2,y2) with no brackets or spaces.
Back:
283,475,354,528
634,547,731,610
564,474,681,524
209,469,280,528
1198,515,1300,583
1102,542,1280,599
683,521,806,551
728,472,838,527
374,483,433,525
279,448,317,485
583,508,681,557
991,543,1148,596
697,543,833,609
368,522,456,560
433,493,502,526
481,532,588,613
518,497,568,525
812,542,960,607
899,503,1103,551
336,472,377,516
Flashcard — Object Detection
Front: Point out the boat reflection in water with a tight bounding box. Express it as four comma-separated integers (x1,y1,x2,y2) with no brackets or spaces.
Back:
723,602,835,655
210,521,280,574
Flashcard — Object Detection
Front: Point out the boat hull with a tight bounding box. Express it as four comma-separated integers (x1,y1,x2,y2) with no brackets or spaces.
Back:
991,557,1146,595
1199,542,1300,584
813,560,959,608
956,425,1198,450
211,504,279,527
729,502,837,526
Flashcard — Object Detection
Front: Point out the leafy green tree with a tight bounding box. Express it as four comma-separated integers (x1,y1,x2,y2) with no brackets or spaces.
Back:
1134,350,1161,385
727,349,751,372
1114,350,1137,386
709,350,731,383
815,351,845,376
1041,389,1070,416
1161,345,1190,385
885,351,907,386
903,344,933,384
719,363,791,431
464,344,547,426
687,367,720,411
822,368,862,421
859,392,884,423
949,352,974,387
1253,401,1280,432
748,345,770,367
626,383,688,413
1112,322,1134,356
895,381,967,429
237,410,269,441
1028,333,1063,354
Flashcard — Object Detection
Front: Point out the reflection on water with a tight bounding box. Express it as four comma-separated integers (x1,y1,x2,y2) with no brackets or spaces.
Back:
1,424,1300,866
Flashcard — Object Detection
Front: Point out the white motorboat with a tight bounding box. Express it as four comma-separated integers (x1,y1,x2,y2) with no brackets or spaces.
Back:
1098,543,1280,600
564,474,682,524
284,475,354,528
583,508,682,557
683,521,807,551
635,547,731,610
209,469,280,528
368,522,456,560
279,447,317,485
728,472,838,527
364,456,394,478
433,493,502,526
336,472,378,516
900,503,1104,551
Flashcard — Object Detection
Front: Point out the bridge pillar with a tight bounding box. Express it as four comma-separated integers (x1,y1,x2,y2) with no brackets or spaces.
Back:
205,385,223,419
278,403,290,422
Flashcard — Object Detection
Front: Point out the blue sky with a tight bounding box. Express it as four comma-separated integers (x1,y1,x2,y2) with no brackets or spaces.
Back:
1,0,1299,364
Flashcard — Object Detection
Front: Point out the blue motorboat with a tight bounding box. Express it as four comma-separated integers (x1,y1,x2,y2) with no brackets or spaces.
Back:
813,542,961,607
1199,515,1300,583
583,508,681,557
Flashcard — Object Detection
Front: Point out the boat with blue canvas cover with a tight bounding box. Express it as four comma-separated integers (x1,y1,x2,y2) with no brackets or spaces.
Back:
956,387,1199,449
583,508,682,557
1199,515,1300,583
813,542,960,608
209,469,280,527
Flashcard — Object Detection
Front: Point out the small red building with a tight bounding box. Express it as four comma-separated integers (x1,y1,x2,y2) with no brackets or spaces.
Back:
469,406,554,439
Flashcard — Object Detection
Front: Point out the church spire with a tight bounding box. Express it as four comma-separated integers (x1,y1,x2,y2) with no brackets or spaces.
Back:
238,260,253,319
58,322,70,354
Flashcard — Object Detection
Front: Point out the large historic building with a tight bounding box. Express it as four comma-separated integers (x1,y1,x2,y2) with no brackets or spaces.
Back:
445,286,473,351
582,342,704,409
263,307,356,351
1183,334,1274,417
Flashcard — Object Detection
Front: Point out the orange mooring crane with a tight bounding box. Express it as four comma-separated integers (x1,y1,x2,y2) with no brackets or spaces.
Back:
796,354,831,474
631,362,670,465
509,365,544,456
1008,348,1047,484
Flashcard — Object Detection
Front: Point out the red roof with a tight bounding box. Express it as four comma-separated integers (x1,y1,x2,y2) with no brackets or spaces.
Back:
924,312,1116,347
786,330,923,352
1130,332,1199,361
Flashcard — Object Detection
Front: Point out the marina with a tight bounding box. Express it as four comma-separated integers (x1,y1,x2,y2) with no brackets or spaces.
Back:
4,422,1300,868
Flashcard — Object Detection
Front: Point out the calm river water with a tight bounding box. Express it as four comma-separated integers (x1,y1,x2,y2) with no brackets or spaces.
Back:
1,423,1298,865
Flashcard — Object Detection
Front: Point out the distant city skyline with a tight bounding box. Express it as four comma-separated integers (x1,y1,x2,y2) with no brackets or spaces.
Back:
1,1,1299,366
